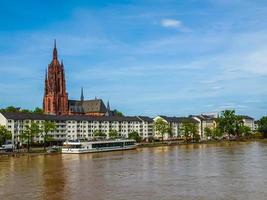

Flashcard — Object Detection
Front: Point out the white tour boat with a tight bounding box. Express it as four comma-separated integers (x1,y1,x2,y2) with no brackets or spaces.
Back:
62,139,137,154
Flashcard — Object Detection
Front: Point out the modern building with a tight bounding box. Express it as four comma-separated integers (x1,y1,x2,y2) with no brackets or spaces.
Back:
239,115,255,131
43,41,112,116
137,116,154,140
190,114,217,139
0,112,154,145
153,115,199,140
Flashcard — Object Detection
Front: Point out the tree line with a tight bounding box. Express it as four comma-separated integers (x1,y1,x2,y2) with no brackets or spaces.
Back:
0,106,43,114
204,110,252,140
0,106,125,116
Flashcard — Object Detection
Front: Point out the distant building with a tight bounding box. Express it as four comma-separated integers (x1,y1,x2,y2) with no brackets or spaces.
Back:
239,115,255,131
43,41,112,116
190,114,217,139
153,115,199,140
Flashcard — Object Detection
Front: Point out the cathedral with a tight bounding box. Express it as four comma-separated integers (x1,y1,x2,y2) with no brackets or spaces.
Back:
43,41,112,116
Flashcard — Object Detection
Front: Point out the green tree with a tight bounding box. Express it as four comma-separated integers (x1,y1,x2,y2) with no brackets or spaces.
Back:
241,126,252,137
46,135,55,147
0,125,12,145
2,106,20,113
235,115,245,137
109,130,118,139
212,127,223,139
204,127,213,140
40,121,56,151
33,107,43,114
181,122,199,142
93,130,107,139
20,122,41,152
204,127,223,140
218,110,237,139
128,131,141,143
154,118,170,141
114,110,124,117
258,116,267,138
20,109,31,113
218,110,253,139
0,106,43,114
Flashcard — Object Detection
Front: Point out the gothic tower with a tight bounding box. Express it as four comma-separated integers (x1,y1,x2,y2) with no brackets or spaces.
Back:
43,40,69,115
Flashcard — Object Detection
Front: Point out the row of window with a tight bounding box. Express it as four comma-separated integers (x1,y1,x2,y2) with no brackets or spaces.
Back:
67,121,142,124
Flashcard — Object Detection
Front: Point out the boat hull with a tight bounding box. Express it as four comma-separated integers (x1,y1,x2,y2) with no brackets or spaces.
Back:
61,145,137,154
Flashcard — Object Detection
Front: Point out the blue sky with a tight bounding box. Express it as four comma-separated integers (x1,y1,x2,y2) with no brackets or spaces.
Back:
0,0,267,119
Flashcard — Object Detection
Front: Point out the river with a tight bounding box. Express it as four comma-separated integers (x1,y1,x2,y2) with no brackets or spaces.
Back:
0,141,267,200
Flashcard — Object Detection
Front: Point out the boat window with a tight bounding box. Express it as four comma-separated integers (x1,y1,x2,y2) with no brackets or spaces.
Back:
64,144,82,148
125,141,135,146
92,142,123,148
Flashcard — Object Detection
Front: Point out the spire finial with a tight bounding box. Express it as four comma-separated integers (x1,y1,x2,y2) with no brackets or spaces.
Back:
53,39,58,60
107,100,110,111
81,87,84,101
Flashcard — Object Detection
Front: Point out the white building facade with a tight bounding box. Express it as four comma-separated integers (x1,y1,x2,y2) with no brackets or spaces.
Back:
239,116,255,131
0,112,154,145
191,115,217,139
153,115,200,140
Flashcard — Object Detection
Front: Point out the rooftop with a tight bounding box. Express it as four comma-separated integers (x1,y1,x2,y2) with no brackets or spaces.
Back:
159,115,198,123
0,112,142,122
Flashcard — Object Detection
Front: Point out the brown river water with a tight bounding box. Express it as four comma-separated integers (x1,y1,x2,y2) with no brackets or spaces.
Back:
0,141,267,200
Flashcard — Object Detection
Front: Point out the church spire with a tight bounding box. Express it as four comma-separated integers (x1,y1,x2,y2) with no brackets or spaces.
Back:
107,100,110,111
45,68,48,80
53,39,58,60
81,87,84,101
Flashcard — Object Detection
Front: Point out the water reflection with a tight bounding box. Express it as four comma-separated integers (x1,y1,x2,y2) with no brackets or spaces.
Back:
42,155,66,200
0,141,267,200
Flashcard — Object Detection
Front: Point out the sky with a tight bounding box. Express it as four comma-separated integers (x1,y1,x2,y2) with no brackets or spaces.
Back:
0,0,267,119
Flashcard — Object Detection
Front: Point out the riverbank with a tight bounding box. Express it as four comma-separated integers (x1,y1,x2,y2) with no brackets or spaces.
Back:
0,148,60,157
137,138,266,148
1,138,266,157
0,152,60,157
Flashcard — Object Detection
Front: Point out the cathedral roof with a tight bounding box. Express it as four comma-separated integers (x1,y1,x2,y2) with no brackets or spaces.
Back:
68,99,107,113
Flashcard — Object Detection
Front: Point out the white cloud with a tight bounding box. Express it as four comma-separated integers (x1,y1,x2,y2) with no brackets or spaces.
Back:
160,19,183,28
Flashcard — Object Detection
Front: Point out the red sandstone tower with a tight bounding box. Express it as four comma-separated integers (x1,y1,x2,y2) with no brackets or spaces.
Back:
43,40,68,115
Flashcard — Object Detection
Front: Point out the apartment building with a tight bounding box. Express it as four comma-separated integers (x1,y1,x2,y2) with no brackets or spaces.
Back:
239,115,255,131
0,112,154,145
191,115,217,139
153,115,200,140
